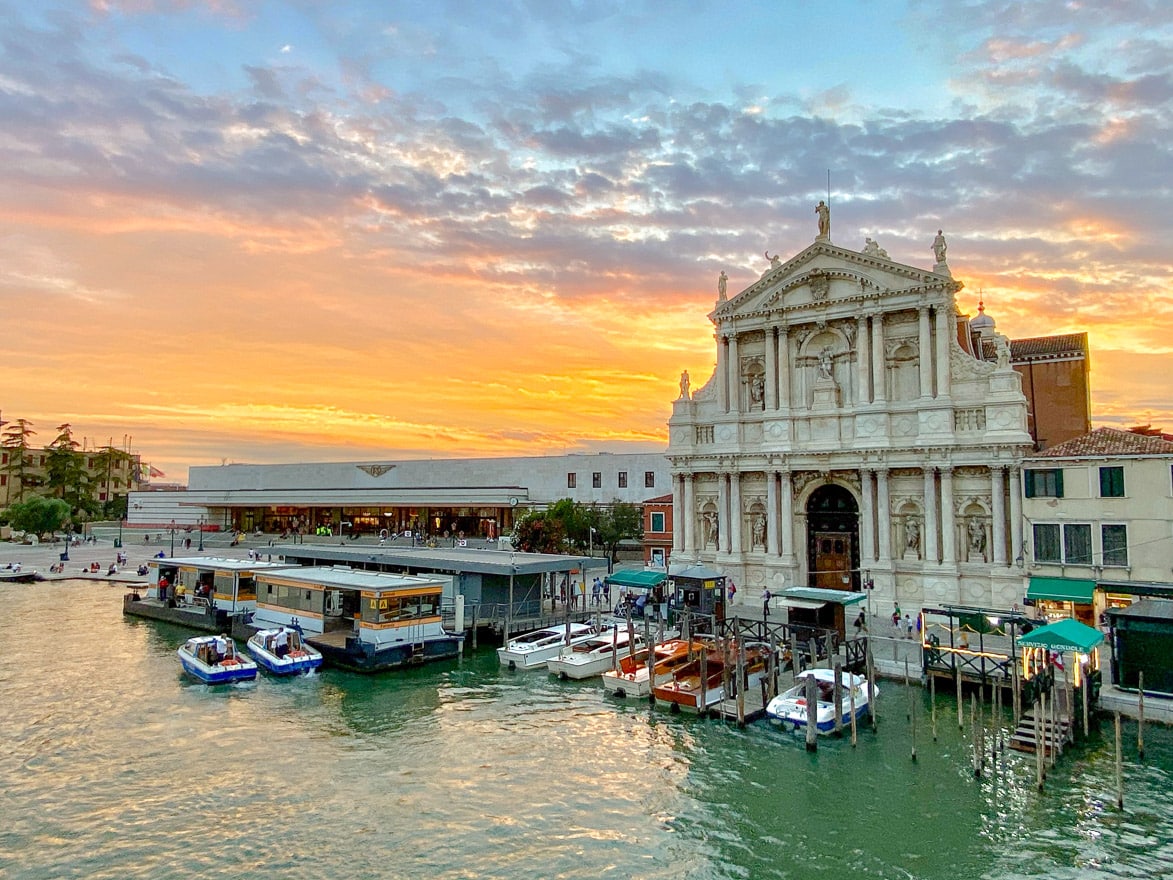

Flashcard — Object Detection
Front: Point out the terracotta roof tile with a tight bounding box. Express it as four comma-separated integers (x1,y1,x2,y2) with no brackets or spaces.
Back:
1032,427,1173,458
1010,333,1088,360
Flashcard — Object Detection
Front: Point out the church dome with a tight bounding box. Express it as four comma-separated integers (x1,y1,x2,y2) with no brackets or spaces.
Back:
970,299,995,336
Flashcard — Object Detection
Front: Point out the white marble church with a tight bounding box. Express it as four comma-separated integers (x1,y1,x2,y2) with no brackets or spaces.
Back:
666,207,1033,616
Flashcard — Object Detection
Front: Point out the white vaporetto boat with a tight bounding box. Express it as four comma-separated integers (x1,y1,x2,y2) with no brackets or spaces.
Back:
546,629,644,680
246,627,324,676
497,622,598,670
177,634,258,684
765,668,876,734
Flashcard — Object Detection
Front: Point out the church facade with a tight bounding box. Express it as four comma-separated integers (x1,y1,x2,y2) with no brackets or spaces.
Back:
666,211,1034,616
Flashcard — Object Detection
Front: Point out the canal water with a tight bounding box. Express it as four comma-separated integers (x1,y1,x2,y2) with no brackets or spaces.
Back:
2,581,1172,879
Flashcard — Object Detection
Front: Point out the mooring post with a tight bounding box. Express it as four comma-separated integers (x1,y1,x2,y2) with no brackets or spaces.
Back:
956,665,964,730
909,662,918,763
866,644,877,731
1035,698,1045,791
804,673,818,752
1115,711,1124,810
698,646,709,718
930,671,938,741
971,693,981,778
1081,668,1090,738
833,659,844,737
1138,670,1145,761
736,637,746,726
849,671,858,747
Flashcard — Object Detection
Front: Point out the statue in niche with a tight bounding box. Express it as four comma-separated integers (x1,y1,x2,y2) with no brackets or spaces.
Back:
749,373,765,407
818,346,834,380
905,519,921,553
863,237,889,259
765,251,781,270
752,514,766,550
932,229,948,264
717,271,728,301
703,511,720,548
815,200,830,239
679,370,691,399
968,519,987,555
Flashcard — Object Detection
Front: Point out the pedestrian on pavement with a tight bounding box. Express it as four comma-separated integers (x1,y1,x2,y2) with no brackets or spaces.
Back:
854,610,866,635
727,581,737,603
904,613,914,639
762,588,772,621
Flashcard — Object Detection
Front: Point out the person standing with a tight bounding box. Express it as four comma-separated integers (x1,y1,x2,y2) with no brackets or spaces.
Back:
762,588,772,621
904,614,914,639
727,580,737,604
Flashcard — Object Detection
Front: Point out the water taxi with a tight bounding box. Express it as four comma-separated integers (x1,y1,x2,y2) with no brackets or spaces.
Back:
653,642,771,713
246,627,324,676
177,634,257,684
497,622,598,670
252,566,463,672
765,669,875,734
545,629,644,680
601,638,705,699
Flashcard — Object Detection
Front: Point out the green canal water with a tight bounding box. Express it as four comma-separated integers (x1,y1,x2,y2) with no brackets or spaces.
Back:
2,581,1172,879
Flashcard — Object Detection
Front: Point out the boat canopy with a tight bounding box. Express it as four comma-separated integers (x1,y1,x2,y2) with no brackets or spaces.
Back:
779,587,867,607
1026,576,1096,604
1016,617,1104,653
605,570,666,590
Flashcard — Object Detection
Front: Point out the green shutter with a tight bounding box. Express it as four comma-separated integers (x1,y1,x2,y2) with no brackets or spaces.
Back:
1054,469,1064,498
1024,470,1036,498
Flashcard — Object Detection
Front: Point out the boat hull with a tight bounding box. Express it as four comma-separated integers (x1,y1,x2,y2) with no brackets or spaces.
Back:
313,634,463,673
765,671,876,735
246,642,323,675
177,651,257,684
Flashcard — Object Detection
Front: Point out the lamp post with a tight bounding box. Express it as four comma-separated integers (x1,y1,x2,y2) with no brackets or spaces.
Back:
198,515,205,552
169,519,177,557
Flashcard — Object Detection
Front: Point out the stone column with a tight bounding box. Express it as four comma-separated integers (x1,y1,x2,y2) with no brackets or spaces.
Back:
717,473,730,554
918,306,933,398
940,466,956,565
991,466,1007,566
673,473,685,556
860,469,876,564
727,332,741,414
764,328,778,411
923,467,939,564
935,305,952,398
716,332,728,413
729,470,743,555
777,325,791,409
1009,466,1024,566
766,471,779,556
856,315,871,405
876,468,892,562
871,312,886,403
683,474,697,556
779,470,795,560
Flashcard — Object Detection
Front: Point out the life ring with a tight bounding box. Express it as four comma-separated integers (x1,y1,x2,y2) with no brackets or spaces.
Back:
379,528,388,539
221,658,238,667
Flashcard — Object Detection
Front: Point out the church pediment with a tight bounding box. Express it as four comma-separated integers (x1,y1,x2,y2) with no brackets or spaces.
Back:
712,241,957,321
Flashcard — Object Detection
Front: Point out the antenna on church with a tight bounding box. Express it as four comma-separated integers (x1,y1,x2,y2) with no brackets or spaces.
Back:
826,169,831,206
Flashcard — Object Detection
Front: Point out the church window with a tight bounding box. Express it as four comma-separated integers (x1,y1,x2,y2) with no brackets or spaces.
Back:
1024,469,1063,498
1102,524,1128,567
1099,466,1124,498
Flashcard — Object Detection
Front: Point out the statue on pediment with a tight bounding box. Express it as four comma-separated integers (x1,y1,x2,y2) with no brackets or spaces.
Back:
717,270,728,301
679,370,691,399
815,200,830,239
994,334,1011,369
932,229,948,264
863,237,889,259
765,251,781,270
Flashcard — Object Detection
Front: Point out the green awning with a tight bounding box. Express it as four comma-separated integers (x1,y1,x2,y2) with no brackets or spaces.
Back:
1017,617,1104,652
1027,576,1096,604
605,569,667,590
781,587,867,607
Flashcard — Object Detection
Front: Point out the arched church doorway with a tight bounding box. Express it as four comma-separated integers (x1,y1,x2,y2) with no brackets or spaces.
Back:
806,484,860,591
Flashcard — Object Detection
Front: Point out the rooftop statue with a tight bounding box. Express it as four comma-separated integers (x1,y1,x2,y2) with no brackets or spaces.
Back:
863,237,889,259
717,270,728,301
815,200,830,239
932,229,948,264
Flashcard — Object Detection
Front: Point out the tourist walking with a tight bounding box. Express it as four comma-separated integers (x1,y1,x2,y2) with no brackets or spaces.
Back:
762,589,772,621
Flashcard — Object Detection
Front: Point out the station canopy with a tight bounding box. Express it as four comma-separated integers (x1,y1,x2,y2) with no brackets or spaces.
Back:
1027,576,1096,604
1017,617,1104,653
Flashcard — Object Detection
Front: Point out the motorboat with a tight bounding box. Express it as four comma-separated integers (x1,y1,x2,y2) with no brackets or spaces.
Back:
246,627,324,676
765,668,876,734
546,629,644,680
177,634,257,684
602,638,705,699
653,642,771,712
497,622,598,670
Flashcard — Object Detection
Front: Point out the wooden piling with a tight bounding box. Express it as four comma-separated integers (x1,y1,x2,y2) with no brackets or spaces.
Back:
808,638,818,670
736,637,746,727
699,647,708,718
804,673,818,752
930,671,938,741
1081,670,1090,738
833,659,844,737
956,665,964,730
909,663,918,763
971,693,981,778
849,671,858,747
866,644,877,731
1115,711,1124,810
1138,670,1146,761
1035,699,1045,791
1011,659,1020,723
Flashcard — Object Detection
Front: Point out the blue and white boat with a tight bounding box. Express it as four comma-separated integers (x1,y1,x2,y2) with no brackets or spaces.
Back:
177,634,258,684
765,668,875,734
246,627,324,676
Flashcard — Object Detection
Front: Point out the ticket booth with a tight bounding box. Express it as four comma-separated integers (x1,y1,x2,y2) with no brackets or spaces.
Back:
669,563,726,625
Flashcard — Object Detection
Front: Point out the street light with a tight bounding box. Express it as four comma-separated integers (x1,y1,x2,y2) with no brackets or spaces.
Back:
198,515,205,552
169,519,177,557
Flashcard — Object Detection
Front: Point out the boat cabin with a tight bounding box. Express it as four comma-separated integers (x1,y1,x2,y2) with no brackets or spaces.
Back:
148,557,295,614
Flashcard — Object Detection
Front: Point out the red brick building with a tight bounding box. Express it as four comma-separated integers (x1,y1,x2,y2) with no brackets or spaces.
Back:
641,493,673,568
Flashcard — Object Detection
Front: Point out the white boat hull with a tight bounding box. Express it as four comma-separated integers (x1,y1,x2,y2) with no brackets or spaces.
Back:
766,670,875,734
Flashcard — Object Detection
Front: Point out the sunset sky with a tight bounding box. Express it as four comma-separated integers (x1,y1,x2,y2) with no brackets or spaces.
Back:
1,1,1170,482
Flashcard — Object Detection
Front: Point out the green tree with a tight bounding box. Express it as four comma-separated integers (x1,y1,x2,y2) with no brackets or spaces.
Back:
512,509,567,554
595,500,643,563
46,423,92,515
4,495,71,537
545,498,593,551
1,418,37,502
